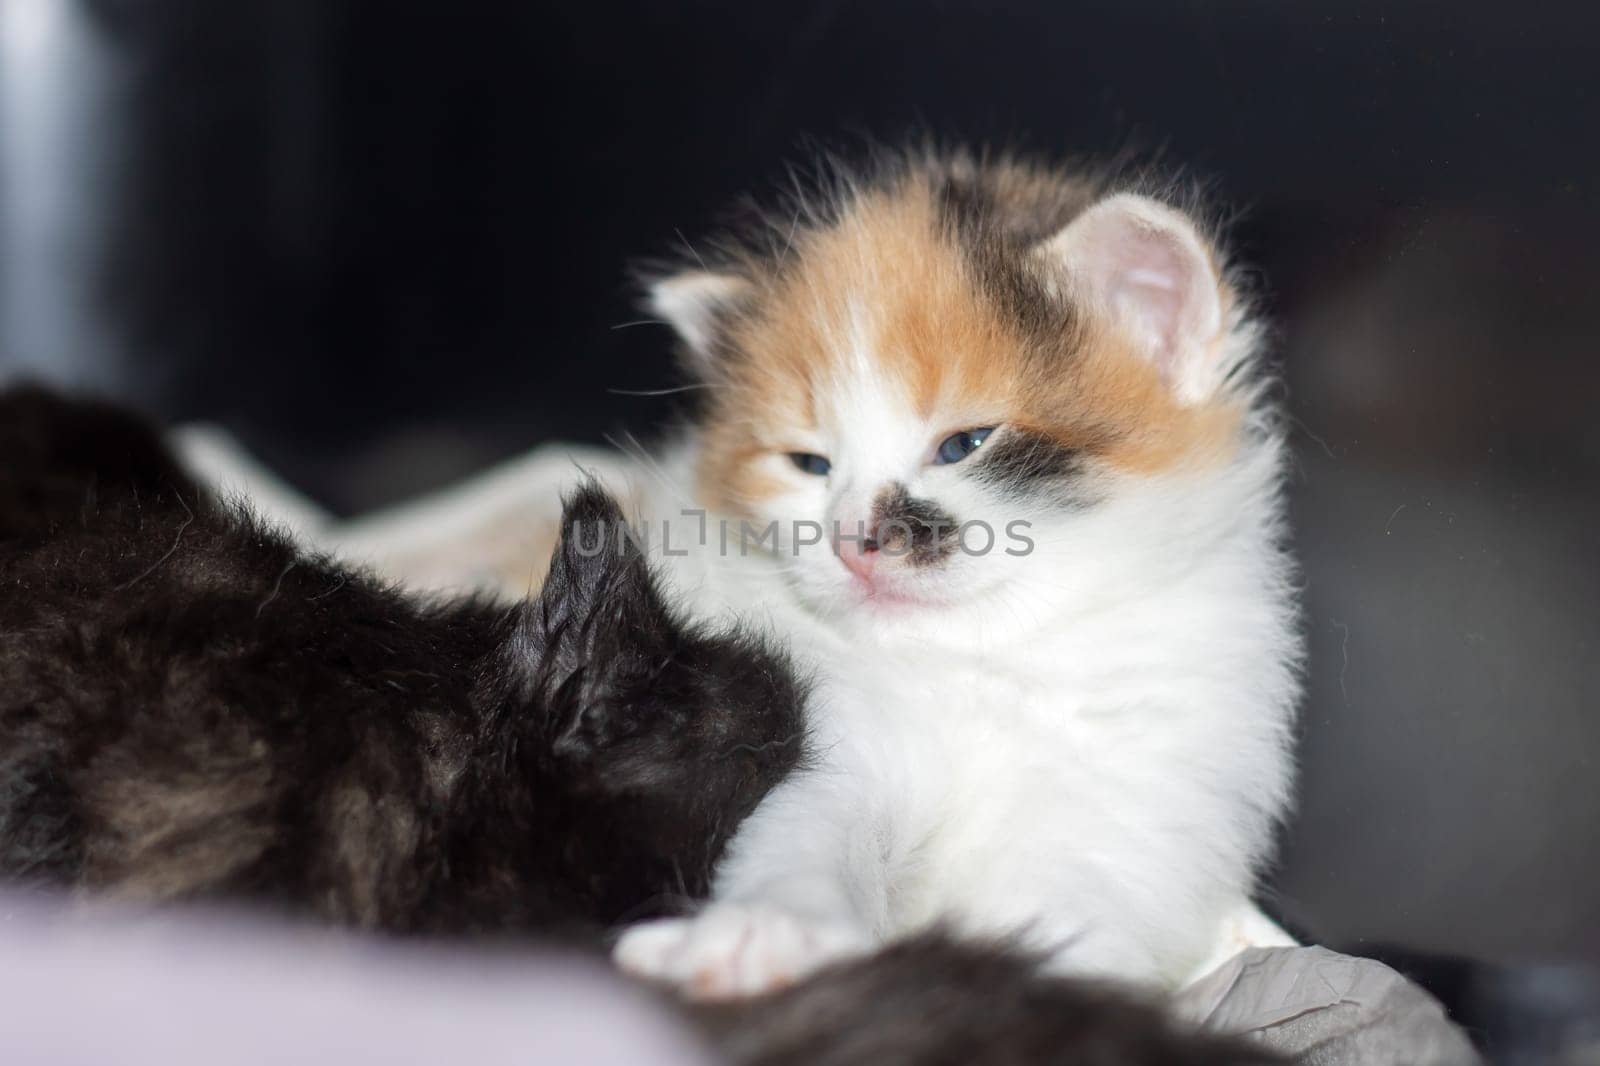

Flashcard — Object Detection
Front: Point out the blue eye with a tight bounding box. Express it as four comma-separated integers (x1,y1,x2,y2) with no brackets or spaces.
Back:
788,452,831,476
934,427,996,465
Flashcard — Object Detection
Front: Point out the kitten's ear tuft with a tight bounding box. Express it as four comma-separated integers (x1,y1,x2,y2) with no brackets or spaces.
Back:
522,483,669,757
528,484,644,685
1039,194,1225,402
647,270,751,378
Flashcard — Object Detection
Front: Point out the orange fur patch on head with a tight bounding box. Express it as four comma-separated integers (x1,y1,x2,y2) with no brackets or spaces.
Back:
1032,322,1246,476
689,159,1245,515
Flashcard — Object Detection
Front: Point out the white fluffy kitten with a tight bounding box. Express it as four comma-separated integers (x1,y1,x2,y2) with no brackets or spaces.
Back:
604,152,1303,998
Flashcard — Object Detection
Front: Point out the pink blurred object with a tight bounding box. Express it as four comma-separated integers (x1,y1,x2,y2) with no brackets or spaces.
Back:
0,890,714,1066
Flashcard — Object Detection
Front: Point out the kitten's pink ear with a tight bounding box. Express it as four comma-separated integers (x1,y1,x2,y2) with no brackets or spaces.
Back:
1038,194,1225,402
647,271,751,378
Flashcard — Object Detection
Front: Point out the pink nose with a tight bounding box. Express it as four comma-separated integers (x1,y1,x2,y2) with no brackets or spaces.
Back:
838,536,880,581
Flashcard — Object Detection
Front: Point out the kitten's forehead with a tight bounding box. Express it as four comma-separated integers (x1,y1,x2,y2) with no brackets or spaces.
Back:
743,184,1024,421
821,327,933,477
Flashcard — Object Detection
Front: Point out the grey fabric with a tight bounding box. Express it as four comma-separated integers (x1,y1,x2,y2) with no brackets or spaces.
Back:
1176,946,1482,1065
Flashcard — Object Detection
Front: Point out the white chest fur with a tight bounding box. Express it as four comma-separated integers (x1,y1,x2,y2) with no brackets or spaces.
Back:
630,446,1299,989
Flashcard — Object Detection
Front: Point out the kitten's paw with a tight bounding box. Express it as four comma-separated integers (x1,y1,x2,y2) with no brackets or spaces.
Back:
613,903,869,999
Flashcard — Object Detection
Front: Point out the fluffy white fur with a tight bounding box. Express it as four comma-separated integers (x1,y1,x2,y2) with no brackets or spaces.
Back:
611,192,1302,997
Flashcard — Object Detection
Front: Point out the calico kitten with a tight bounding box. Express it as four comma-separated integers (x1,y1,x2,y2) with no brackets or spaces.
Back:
613,149,1302,995
0,385,805,935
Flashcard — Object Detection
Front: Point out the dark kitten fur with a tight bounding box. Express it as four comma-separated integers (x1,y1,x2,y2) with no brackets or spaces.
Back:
696,934,1280,1066
0,385,806,935
0,387,1275,1064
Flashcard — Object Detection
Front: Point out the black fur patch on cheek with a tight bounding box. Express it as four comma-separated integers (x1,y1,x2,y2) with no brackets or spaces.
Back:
871,484,958,568
976,429,1097,504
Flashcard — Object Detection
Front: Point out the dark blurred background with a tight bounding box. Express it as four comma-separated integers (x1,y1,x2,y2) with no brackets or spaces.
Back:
3,0,1597,1053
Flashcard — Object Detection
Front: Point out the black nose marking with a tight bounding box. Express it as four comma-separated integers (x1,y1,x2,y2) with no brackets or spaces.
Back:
870,482,958,567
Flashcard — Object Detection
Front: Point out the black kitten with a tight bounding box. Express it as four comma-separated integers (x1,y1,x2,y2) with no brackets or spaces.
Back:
0,386,806,936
